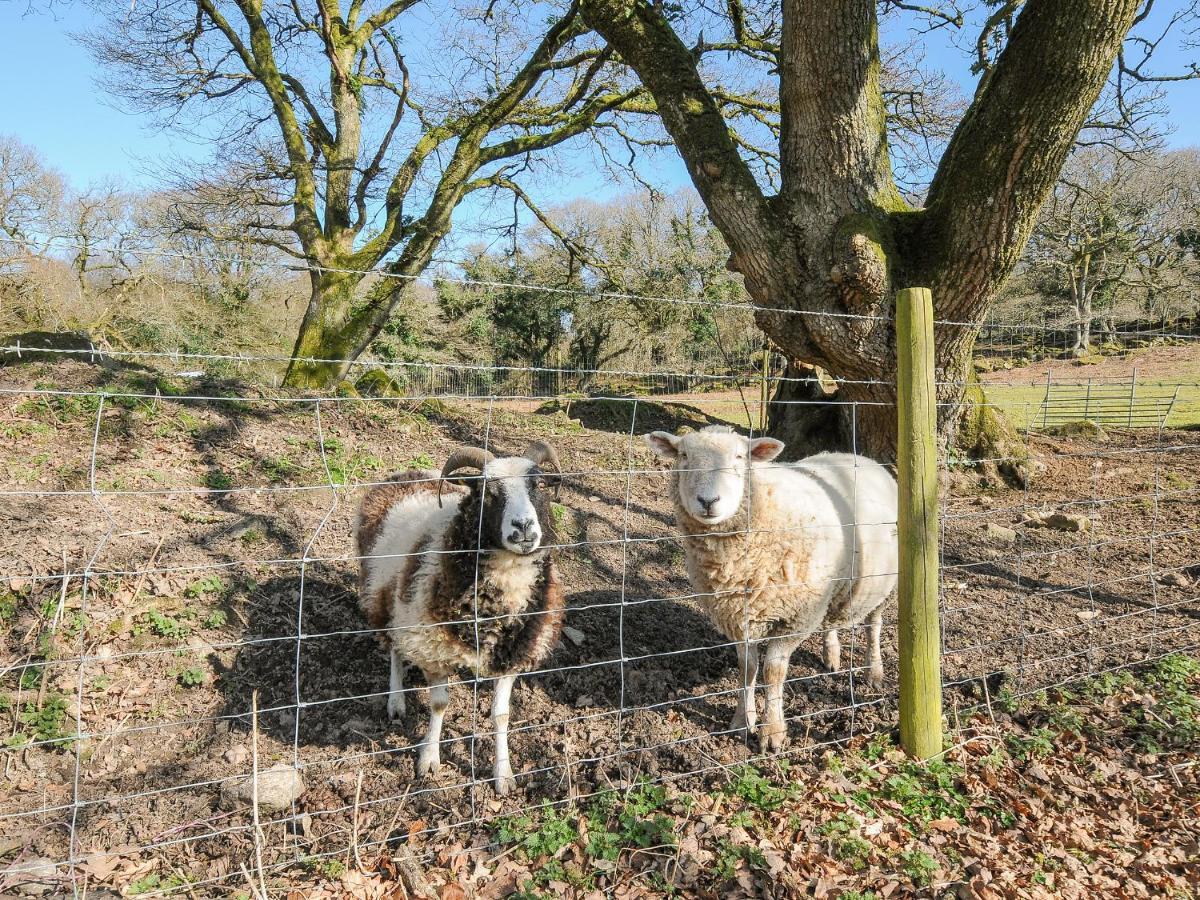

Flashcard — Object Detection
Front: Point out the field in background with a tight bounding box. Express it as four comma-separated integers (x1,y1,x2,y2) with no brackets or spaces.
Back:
980,341,1200,431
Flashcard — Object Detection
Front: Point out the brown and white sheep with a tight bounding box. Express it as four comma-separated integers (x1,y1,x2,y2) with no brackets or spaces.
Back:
355,442,565,795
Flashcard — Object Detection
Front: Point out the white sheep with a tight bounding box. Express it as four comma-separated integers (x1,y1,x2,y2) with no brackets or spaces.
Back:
645,425,898,751
355,442,565,795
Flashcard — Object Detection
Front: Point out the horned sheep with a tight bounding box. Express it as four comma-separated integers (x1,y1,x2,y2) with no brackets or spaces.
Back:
645,425,898,751
355,442,565,795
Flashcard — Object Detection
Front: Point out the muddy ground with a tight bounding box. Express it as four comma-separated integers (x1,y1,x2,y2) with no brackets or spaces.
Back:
0,358,1196,896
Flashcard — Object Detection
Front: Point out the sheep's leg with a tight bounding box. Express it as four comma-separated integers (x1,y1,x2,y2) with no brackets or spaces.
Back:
823,630,841,673
730,640,759,735
416,672,450,777
387,650,406,722
491,674,517,796
866,607,884,688
760,636,801,753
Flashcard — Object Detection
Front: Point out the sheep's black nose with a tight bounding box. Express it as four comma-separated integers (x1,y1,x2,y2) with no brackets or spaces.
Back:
697,495,719,515
511,517,536,536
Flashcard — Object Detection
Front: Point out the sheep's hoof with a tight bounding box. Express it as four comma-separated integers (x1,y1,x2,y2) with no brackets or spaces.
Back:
865,667,884,689
759,722,787,754
729,711,757,736
494,768,517,797
387,695,406,722
416,744,441,777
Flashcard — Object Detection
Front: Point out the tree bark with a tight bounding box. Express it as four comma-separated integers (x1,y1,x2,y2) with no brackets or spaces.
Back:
284,271,366,388
766,361,849,458
283,264,421,388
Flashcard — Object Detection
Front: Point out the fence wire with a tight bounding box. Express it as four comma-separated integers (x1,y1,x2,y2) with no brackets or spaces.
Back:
0,310,1198,898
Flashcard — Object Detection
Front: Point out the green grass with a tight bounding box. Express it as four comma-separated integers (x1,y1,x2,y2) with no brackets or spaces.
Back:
259,455,299,483
17,388,102,422
491,779,678,891
127,872,190,896
315,437,385,486
204,469,234,491
725,764,797,811
7,694,73,748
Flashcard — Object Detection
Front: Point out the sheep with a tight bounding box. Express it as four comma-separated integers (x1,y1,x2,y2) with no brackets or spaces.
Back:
355,441,565,795
644,425,898,752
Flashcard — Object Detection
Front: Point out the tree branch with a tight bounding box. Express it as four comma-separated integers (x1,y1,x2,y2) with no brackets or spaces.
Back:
920,0,1143,320
206,0,322,245
579,0,782,302
479,89,647,163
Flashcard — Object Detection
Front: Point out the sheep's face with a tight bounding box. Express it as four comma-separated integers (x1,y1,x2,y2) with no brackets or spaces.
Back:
645,426,784,526
473,457,553,555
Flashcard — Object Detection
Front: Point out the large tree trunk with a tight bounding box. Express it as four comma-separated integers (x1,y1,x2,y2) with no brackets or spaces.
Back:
581,0,1139,464
284,271,368,388
283,267,412,389
770,340,1025,482
1071,288,1093,355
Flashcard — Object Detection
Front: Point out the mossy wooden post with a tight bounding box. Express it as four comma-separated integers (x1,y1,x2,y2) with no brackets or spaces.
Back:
896,286,943,759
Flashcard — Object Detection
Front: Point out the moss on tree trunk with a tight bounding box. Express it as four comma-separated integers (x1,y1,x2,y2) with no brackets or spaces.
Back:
952,368,1029,486
283,273,363,389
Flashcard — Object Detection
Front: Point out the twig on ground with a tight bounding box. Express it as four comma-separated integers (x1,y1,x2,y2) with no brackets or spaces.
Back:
352,768,367,874
391,843,437,899
250,691,269,900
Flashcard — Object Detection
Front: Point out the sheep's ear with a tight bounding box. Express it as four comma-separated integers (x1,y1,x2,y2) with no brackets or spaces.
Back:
644,431,680,460
749,437,784,462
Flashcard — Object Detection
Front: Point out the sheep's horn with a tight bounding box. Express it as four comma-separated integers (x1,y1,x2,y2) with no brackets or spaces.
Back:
438,447,495,507
522,440,560,473
524,440,563,496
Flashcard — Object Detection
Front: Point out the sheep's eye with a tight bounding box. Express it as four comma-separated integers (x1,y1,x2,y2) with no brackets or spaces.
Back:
735,453,745,461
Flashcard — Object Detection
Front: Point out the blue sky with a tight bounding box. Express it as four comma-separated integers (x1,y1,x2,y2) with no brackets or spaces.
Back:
0,5,204,185
1,3,1196,206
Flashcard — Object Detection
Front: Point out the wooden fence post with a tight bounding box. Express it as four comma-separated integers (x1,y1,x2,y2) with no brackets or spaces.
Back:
896,287,943,760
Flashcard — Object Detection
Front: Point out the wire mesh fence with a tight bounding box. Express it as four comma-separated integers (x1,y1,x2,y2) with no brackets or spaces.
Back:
0,280,1198,897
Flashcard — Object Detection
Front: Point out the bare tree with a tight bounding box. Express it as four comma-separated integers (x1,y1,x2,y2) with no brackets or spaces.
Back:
578,0,1200,458
1025,148,1200,354
56,181,144,295
84,0,649,386
0,135,64,271
437,190,759,386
